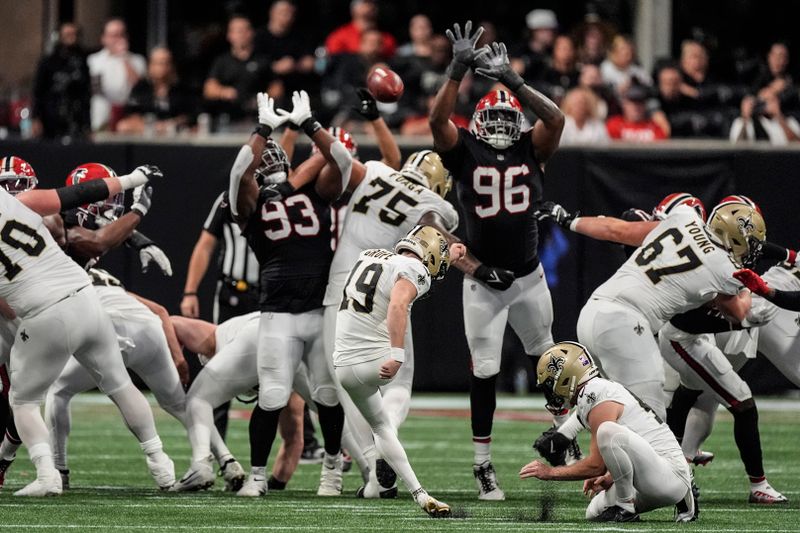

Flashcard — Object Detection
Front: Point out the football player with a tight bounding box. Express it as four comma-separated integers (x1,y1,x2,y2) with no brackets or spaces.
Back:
168,312,308,492
429,21,565,500
521,342,695,523
227,92,345,497
335,225,466,517
0,158,166,496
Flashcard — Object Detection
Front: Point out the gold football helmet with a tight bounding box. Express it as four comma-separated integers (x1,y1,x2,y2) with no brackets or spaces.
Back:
394,225,450,281
536,342,599,413
706,202,766,268
400,150,452,198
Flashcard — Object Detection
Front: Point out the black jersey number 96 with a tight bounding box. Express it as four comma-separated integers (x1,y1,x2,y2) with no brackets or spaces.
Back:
340,260,384,313
0,219,46,281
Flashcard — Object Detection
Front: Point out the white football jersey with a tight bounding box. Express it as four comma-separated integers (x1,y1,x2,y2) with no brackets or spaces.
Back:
323,161,458,306
761,263,800,291
592,206,742,332
89,269,156,321
214,311,260,356
576,377,688,469
0,189,90,317
334,249,430,366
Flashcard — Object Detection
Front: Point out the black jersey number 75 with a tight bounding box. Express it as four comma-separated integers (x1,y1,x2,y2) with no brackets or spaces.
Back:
352,177,418,226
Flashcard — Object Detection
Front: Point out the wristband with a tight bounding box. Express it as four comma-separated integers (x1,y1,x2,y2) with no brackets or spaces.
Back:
183,292,197,297
286,121,300,131
569,217,581,232
254,124,273,140
390,347,405,363
446,61,468,82
125,230,155,251
300,117,322,137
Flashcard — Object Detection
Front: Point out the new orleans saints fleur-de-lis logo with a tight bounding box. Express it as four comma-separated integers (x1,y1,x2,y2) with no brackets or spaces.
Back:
737,215,755,234
547,356,565,374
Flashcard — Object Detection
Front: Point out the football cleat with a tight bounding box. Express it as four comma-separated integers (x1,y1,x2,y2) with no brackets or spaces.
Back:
474,461,505,501
58,469,70,490
414,490,452,518
170,456,215,492
692,451,714,466
299,444,325,465
220,458,245,492
146,453,175,490
237,473,267,497
0,456,15,490
13,469,62,497
565,438,583,465
593,505,640,522
317,452,343,496
749,483,788,504
675,481,698,522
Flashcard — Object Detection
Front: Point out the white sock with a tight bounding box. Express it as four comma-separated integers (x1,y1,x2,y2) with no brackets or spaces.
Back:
139,436,168,463
28,442,56,477
473,438,491,465
323,451,340,468
750,478,769,491
0,436,21,461
617,500,636,513
251,466,266,477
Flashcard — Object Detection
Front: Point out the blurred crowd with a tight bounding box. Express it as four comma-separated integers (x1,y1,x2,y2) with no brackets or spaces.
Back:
9,0,800,145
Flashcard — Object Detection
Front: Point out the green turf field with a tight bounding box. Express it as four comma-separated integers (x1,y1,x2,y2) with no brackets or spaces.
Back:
1,395,797,532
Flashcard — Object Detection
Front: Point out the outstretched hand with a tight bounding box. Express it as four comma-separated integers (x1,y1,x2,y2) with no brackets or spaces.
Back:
733,268,771,296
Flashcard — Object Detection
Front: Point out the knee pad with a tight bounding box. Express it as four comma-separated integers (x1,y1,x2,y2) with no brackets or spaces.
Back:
258,386,291,411
311,384,339,408
471,353,501,379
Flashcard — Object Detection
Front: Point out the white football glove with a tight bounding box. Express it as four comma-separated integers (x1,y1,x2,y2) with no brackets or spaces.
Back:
277,90,313,126
257,92,286,130
131,185,153,217
140,244,173,276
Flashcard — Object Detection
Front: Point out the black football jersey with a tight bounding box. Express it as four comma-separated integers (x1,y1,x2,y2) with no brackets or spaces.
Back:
244,184,332,313
440,128,544,276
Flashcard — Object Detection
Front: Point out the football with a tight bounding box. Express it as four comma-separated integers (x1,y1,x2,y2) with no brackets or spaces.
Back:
366,65,404,103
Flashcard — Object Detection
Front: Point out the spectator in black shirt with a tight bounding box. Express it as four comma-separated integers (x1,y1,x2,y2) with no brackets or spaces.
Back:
31,22,91,140
321,28,383,123
751,43,798,112
538,35,579,104
203,15,276,121
396,14,433,59
254,1,315,96
510,9,558,83
117,47,193,135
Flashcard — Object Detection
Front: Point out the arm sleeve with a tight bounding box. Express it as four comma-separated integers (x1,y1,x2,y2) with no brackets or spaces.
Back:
125,230,156,251
203,192,227,238
766,289,800,312
438,128,467,180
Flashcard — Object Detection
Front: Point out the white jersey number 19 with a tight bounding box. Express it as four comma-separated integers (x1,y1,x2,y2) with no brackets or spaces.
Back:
340,260,384,313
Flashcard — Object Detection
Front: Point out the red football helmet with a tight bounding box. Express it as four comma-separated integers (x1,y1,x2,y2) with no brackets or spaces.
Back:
472,90,525,149
652,192,707,222
720,194,762,215
66,163,125,224
0,156,38,195
255,138,291,185
312,127,358,159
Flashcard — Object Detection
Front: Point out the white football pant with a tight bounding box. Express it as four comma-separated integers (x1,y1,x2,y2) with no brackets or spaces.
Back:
577,298,666,420
586,421,691,519
463,264,554,378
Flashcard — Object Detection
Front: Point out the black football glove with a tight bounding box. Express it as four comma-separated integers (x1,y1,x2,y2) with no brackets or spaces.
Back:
445,21,487,81
474,41,524,92
534,201,578,229
533,427,572,466
353,87,380,121
259,181,295,203
620,207,653,222
474,264,515,291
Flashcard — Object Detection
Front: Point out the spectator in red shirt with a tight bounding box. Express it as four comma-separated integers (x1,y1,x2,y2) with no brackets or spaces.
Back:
325,0,396,59
606,85,668,142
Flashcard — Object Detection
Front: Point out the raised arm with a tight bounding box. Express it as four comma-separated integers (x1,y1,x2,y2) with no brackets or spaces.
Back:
430,21,486,152
66,211,142,259
535,202,658,248
353,88,401,169
474,42,565,163
18,165,162,216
